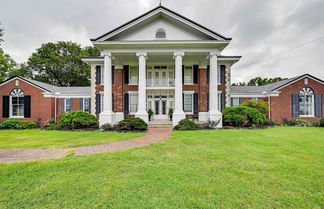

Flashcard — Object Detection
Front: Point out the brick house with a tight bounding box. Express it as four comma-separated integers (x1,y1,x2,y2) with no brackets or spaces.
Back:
231,74,323,123
0,77,90,123
81,5,241,127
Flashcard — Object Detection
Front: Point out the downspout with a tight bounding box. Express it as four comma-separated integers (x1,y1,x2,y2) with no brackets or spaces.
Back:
268,92,271,119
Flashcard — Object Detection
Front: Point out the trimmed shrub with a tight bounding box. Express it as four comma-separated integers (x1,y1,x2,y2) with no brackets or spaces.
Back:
59,111,98,129
223,106,265,127
0,120,22,129
174,119,199,130
20,121,39,129
263,119,277,126
100,123,113,131
242,100,269,115
319,118,324,127
284,119,311,127
115,118,147,130
201,119,221,129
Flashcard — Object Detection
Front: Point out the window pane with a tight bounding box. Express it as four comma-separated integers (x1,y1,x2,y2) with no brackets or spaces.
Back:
66,99,72,112
130,67,138,84
184,94,193,112
130,94,138,113
18,105,24,116
184,67,193,84
84,98,90,112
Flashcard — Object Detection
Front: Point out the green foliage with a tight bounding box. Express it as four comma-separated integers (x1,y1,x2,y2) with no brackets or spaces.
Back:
19,121,39,129
59,111,98,129
319,118,324,127
168,108,174,116
283,119,311,127
115,118,148,131
0,48,17,82
232,77,287,86
263,119,277,126
148,109,154,121
223,106,265,127
202,119,221,129
0,22,3,44
174,119,199,130
100,123,113,131
0,119,22,129
26,41,100,86
242,100,269,115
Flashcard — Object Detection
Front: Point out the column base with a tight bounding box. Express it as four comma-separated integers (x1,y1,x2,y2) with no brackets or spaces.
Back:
99,111,115,126
208,110,223,128
198,112,209,122
172,111,186,127
114,112,124,124
135,111,148,123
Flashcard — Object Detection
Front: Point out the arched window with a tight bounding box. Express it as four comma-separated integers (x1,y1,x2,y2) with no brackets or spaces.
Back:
156,29,166,39
10,88,24,117
299,87,314,116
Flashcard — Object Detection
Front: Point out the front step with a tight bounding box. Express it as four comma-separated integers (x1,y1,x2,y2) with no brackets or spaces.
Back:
148,120,173,128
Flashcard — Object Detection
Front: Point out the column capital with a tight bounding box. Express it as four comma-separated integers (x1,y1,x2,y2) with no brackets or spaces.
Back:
173,51,185,59
208,50,220,58
102,50,112,57
136,52,148,58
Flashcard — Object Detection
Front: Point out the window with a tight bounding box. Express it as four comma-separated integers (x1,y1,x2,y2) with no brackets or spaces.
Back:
65,98,72,112
232,97,240,107
83,98,91,112
299,87,314,117
184,66,193,84
10,88,24,117
156,29,166,39
184,93,193,113
129,66,138,85
129,93,138,113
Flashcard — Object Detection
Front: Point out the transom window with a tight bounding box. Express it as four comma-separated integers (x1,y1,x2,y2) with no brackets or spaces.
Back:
156,29,166,39
10,88,24,117
299,87,314,117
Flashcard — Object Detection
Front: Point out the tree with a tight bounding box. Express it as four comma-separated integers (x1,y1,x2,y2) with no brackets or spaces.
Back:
0,48,16,82
0,22,4,44
232,77,287,86
27,41,100,86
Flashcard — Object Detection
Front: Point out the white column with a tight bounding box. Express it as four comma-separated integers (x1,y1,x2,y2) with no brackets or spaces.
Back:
173,51,186,126
135,52,148,122
209,51,222,127
99,51,114,126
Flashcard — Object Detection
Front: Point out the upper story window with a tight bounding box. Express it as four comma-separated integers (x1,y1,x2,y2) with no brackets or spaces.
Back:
129,66,139,85
156,29,166,39
10,88,24,117
184,66,193,84
299,87,314,117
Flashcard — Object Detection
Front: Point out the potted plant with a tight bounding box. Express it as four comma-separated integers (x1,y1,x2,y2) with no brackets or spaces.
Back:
148,109,154,121
168,108,174,121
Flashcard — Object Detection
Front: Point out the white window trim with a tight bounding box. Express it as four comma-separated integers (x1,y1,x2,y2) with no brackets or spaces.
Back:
129,66,139,85
184,66,193,85
82,98,91,112
129,92,138,114
9,95,25,119
232,97,240,107
299,94,315,118
63,98,73,112
183,92,194,114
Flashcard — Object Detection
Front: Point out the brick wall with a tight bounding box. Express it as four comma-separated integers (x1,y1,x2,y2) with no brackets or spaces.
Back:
270,76,324,123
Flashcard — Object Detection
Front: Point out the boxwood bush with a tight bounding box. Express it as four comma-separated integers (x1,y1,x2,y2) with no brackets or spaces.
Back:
20,121,39,129
115,118,147,131
59,111,98,129
223,106,265,127
0,120,22,129
319,118,324,127
174,119,199,130
283,119,311,127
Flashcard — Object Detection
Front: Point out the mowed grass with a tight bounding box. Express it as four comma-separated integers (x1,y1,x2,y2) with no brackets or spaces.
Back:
0,127,323,208
0,130,145,149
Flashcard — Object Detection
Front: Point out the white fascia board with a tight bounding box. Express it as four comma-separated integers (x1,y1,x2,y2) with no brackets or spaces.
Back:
218,57,241,62
273,75,324,91
231,93,279,97
0,77,51,93
44,93,91,98
93,40,229,45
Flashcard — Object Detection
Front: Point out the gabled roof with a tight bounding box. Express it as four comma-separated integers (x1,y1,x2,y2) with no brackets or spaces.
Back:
231,74,324,95
91,5,231,42
0,76,90,96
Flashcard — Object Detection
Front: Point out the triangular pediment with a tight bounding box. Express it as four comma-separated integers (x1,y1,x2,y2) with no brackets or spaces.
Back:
92,6,231,42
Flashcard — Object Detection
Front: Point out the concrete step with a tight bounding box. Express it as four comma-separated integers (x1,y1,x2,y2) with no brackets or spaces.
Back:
148,120,173,128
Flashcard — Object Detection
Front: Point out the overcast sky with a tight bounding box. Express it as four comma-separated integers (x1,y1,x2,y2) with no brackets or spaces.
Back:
0,0,323,82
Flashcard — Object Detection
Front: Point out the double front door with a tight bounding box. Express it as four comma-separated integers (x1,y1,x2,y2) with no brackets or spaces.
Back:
154,99,167,115
147,92,174,120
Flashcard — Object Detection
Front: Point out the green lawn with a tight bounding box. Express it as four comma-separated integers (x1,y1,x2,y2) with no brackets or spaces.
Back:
0,130,145,149
0,127,323,208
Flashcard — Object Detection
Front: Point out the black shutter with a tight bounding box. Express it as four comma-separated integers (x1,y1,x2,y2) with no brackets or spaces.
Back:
124,93,129,114
231,98,234,107
207,93,209,111
292,94,299,117
182,65,184,84
96,94,101,114
61,98,65,113
207,65,210,84
24,96,31,118
112,94,114,112
315,94,323,117
95,66,101,85
88,98,91,113
193,93,199,114
80,98,83,111
112,65,115,84
220,65,226,84
124,65,129,84
193,65,199,84
2,96,9,118
70,99,73,111
221,93,226,112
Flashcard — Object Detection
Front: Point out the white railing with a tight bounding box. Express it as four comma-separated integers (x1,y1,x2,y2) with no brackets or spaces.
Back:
146,78,175,87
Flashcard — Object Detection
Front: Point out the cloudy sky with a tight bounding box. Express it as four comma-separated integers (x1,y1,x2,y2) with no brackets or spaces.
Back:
0,0,323,82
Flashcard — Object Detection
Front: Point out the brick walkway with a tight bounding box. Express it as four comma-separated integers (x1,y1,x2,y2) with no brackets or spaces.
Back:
0,128,172,164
